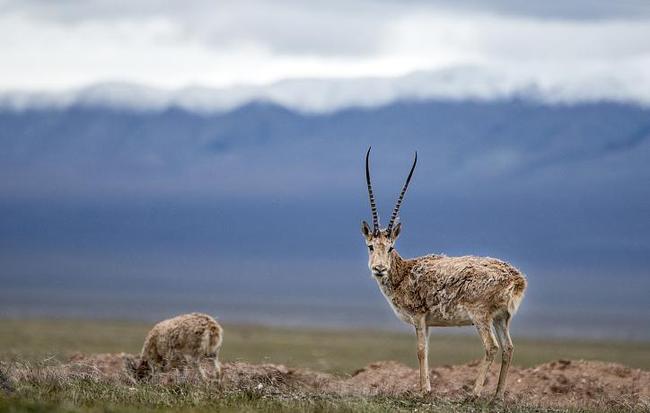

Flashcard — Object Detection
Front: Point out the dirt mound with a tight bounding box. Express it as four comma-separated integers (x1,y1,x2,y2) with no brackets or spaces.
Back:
508,359,650,409
60,354,649,410
68,352,138,379
346,358,650,409
345,361,420,396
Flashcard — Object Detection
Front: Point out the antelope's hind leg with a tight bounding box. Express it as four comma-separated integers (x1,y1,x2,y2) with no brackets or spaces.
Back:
492,314,514,399
213,357,222,383
196,358,208,381
472,317,498,397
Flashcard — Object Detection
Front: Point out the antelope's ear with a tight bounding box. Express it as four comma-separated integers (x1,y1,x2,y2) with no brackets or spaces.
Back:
361,221,372,239
390,222,402,240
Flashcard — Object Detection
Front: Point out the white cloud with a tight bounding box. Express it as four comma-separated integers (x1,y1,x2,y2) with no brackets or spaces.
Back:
0,1,649,107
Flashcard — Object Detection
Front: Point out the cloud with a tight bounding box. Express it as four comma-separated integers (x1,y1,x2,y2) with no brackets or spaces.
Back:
5,1,650,24
415,0,650,20
0,0,649,106
0,1,395,56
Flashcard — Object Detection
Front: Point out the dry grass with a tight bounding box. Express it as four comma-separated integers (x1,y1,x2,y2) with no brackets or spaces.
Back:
1,355,648,413
0,319,649,412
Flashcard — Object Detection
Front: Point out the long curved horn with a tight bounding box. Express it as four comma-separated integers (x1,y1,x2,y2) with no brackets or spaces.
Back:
365,147,380,234
387,151,417,233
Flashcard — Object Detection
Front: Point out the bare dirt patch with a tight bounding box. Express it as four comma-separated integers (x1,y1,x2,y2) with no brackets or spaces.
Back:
13,353,650,410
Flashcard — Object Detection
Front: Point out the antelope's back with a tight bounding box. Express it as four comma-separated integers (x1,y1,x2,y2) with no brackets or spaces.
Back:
414,254,527,314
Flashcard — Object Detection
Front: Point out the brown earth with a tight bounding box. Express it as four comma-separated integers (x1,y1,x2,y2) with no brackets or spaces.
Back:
13,353,650,410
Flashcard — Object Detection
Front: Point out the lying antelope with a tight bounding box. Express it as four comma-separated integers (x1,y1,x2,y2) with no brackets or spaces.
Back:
361,148,526,398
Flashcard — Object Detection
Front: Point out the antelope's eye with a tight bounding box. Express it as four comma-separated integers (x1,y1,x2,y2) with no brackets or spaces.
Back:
368,245,374,251
388,247,394,252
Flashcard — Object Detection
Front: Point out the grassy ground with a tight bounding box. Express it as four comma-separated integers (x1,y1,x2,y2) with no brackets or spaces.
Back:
0,319,648,373
0,318,648,412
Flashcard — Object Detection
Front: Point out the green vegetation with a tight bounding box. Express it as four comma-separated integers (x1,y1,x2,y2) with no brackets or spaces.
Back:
0,386,627,413
0,365,643,413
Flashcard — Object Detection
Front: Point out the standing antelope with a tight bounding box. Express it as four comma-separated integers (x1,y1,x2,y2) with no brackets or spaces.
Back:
361,148,526,399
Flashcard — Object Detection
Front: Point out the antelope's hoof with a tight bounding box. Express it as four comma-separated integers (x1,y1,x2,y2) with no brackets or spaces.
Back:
490,392,506,405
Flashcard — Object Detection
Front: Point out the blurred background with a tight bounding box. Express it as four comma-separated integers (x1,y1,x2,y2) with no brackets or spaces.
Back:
1,1,649,341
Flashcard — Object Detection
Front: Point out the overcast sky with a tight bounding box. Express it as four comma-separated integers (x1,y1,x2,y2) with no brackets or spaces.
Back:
1,0,650,103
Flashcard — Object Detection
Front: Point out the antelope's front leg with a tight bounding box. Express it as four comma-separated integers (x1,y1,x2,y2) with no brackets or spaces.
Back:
415,316,431,393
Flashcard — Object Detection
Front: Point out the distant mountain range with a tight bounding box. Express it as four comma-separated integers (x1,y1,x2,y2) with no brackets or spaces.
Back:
2,95,649,203
1,92,649,338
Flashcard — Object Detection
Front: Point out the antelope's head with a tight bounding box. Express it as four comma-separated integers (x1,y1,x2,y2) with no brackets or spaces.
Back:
361,147,417,278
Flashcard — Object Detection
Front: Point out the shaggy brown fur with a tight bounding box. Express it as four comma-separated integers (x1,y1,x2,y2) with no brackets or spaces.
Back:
136,313,223,381
381,250,525,324
361,225,527,398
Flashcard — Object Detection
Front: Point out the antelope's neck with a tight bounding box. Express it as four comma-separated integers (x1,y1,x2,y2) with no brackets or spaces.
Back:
387,250,411,288
377,250,418,324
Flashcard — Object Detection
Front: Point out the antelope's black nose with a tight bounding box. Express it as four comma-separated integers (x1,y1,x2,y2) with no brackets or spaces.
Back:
372,265,388,276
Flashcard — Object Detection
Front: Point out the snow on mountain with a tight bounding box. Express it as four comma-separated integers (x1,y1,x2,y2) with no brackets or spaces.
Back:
1,66,648,114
